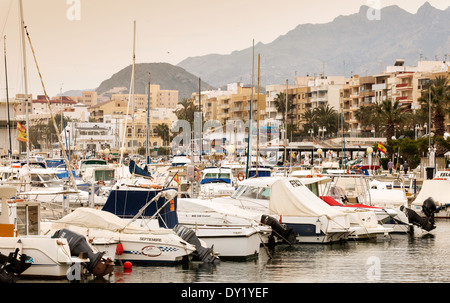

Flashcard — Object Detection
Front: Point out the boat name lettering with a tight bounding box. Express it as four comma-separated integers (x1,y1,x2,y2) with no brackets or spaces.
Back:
289,179,303,187
140,237,162,242
437,172,450,177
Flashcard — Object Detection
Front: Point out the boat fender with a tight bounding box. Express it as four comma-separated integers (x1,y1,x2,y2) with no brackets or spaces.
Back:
116,243,124,255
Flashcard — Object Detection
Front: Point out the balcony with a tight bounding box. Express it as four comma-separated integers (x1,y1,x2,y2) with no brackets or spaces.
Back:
396,83,412,91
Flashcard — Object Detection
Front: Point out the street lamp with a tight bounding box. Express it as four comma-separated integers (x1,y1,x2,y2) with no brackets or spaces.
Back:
366,146,373,167
415,124,420,140
319,127,327,139
317,148,323,165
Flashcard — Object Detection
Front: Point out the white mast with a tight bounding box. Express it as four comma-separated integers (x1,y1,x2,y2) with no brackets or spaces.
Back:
131,20,136,159
19,0,29,167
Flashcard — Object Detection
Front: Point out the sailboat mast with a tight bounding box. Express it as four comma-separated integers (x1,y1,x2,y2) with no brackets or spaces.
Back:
19,0,29,166
256,53,260,176
245,40,254,179
146,72,150,164
3,36,12,158
131,20,136,159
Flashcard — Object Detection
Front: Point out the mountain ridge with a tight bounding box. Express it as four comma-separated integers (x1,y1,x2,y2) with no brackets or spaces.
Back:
95,62,215,101
177,3,450,88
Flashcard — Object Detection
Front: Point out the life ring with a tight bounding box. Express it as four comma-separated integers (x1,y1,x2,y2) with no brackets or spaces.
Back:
97,180,106,186
305,175,312,178
237,172,245,181
316,174,323,178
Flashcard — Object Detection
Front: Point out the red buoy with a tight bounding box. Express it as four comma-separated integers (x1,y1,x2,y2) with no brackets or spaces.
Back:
124,261,132,271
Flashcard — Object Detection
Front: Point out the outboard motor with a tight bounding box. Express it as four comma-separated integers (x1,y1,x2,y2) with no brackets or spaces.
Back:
261,215,296,245
52,229,114,277
400,197,437,232
173,224,220,264
0,248,31,283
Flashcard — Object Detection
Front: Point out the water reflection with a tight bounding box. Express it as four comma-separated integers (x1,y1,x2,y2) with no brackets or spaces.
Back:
18,221,450,283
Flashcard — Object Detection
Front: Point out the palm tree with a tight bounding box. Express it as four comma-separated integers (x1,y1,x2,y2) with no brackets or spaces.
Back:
175,98,197,127
355,105,381,135
418,76,450,137
300,109,316,134
274,92,295,123
154,123,170,146
375,99,407,142
313,104,339,137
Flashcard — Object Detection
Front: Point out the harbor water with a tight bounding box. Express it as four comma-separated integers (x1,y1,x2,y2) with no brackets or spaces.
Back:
20,220,450,284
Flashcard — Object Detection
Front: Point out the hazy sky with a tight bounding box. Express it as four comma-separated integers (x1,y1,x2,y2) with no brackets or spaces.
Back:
1,0,449,97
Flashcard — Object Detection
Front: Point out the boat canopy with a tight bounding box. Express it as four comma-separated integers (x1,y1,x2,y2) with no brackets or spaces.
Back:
269,178,346,219
412,179,450,207
55,207,171,234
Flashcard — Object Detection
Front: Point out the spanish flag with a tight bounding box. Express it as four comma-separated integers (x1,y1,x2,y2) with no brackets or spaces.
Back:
377,142,387,154
173,173,180,185
17,122,28,142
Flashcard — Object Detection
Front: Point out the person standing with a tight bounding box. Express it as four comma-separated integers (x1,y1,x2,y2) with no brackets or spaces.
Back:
388,160,394,174
403,161,409,174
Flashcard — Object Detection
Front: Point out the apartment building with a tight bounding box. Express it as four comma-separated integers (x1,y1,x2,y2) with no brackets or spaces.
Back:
341,60,450,136
111,84,178,110
88,99,129,122
122,109,176,151
31,95,78,115
75,91,98,107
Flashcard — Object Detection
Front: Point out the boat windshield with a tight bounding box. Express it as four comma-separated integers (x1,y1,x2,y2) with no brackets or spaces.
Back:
204,172,231,179
31,173,61,187
231,185,270,200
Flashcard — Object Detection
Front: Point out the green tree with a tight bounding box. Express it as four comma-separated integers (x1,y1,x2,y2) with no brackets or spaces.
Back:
155,123,170,146
313,104,339,137
418,76,450,137
273,92,295,125
175,98,197,127
375,99,407,142
300,109,316,134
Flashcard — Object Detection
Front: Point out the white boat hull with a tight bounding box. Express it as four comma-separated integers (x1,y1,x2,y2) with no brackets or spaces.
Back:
0,236,85,279
281,215,351,244
181,224,267,260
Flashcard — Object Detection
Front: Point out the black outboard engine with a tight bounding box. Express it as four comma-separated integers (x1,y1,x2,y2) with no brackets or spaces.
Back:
173,224,220,264
400,197,437,232
261,215,296,245
52,229,114,277
0,248,31,283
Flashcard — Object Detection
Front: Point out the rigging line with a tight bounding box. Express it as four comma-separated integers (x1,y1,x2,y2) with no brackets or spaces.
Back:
24,26,81,204
0,0,13,38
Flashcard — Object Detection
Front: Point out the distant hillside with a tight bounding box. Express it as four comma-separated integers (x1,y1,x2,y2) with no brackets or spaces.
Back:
177,3,450,87
95,62,215,101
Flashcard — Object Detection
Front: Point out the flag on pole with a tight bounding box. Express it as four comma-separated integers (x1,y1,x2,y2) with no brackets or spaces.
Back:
377,142,387,154
173,173,180,185
17,122,28,142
